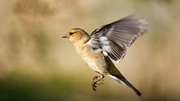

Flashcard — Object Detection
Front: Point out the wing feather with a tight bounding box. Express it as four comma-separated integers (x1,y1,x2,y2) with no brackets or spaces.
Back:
87,14,148,62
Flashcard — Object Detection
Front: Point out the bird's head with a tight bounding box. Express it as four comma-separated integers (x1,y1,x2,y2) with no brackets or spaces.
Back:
62,28,89,43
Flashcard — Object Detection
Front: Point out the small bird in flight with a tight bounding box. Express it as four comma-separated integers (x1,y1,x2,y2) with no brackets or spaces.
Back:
62,15,148,96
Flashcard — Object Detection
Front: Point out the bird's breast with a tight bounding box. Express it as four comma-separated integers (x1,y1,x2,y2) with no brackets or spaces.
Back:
74,43,108,74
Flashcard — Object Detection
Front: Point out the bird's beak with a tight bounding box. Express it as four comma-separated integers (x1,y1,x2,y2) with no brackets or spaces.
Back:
62,34,69,38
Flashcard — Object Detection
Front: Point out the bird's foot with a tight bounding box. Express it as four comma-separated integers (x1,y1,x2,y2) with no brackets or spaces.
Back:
92,75,104,91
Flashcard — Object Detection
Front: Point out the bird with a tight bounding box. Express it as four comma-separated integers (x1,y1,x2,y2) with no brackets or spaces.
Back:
62,14,148,96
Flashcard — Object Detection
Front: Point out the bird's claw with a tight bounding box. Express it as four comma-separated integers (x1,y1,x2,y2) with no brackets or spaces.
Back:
92,75,104,91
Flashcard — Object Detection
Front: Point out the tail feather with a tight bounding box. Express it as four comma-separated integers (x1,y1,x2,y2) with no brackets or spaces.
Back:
109,75,141,96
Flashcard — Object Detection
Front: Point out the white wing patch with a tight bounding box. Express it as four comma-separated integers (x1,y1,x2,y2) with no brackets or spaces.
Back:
100,37,111,51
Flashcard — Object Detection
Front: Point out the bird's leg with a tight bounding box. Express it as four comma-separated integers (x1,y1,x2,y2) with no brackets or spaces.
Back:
92,75,104,91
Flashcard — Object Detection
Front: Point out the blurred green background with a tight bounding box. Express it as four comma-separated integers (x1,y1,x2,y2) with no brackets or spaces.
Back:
0,0,180,101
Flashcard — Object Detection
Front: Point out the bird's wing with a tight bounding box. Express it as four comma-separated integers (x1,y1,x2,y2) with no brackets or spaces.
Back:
86,14,148,63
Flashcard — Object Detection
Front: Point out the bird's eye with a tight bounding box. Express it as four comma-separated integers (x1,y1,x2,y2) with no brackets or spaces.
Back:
69,32,74,35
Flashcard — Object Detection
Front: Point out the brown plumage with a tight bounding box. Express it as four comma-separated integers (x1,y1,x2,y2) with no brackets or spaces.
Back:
62,15,148,96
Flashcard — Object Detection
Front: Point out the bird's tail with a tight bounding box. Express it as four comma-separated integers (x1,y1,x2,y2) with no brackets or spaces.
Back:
109,74,141,96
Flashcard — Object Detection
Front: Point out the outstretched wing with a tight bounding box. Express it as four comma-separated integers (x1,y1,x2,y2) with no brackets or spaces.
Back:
86,14,148,63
